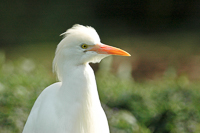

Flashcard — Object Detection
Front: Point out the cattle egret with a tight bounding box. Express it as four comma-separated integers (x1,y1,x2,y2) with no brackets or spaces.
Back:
22,24,130,133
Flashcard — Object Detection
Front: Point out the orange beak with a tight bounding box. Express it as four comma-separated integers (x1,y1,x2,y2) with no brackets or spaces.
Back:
88,44,131,56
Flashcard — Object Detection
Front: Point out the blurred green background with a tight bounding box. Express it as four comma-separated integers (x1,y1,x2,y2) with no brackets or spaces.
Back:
0,0,200,132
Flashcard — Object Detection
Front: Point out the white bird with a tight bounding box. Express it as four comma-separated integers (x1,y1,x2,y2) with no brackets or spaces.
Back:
22,24,130,133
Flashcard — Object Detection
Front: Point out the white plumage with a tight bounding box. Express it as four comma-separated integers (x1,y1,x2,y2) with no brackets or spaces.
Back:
23,24,130,133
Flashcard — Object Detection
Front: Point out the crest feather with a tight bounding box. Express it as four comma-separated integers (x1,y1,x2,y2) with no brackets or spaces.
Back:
60,24,97,39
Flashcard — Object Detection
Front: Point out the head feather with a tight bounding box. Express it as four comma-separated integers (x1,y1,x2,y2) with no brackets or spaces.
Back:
53,24,100,81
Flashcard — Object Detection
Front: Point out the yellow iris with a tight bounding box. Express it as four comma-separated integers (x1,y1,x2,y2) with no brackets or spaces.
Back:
81,44,88,49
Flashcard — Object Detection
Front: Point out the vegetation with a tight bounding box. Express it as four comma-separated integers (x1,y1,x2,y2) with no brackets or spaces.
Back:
97,68,200,133
1,0,200,132
0,34,200,132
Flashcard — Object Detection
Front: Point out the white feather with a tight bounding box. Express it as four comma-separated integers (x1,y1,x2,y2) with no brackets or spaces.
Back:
23,24,110,133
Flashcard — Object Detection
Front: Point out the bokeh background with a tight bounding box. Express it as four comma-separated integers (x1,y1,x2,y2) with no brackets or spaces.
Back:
0,0,200,132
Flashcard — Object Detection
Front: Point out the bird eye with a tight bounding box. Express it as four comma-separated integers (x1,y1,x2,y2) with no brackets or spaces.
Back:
81,44,88,49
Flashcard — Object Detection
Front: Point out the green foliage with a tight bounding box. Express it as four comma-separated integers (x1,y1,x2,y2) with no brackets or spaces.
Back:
0,51,200,133
0,54,55,132
97,63,200,133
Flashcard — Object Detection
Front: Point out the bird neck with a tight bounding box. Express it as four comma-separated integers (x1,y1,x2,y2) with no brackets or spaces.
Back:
58,63,101,107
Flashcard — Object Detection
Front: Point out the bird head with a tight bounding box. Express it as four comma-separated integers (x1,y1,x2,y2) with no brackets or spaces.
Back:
53,24,130,80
